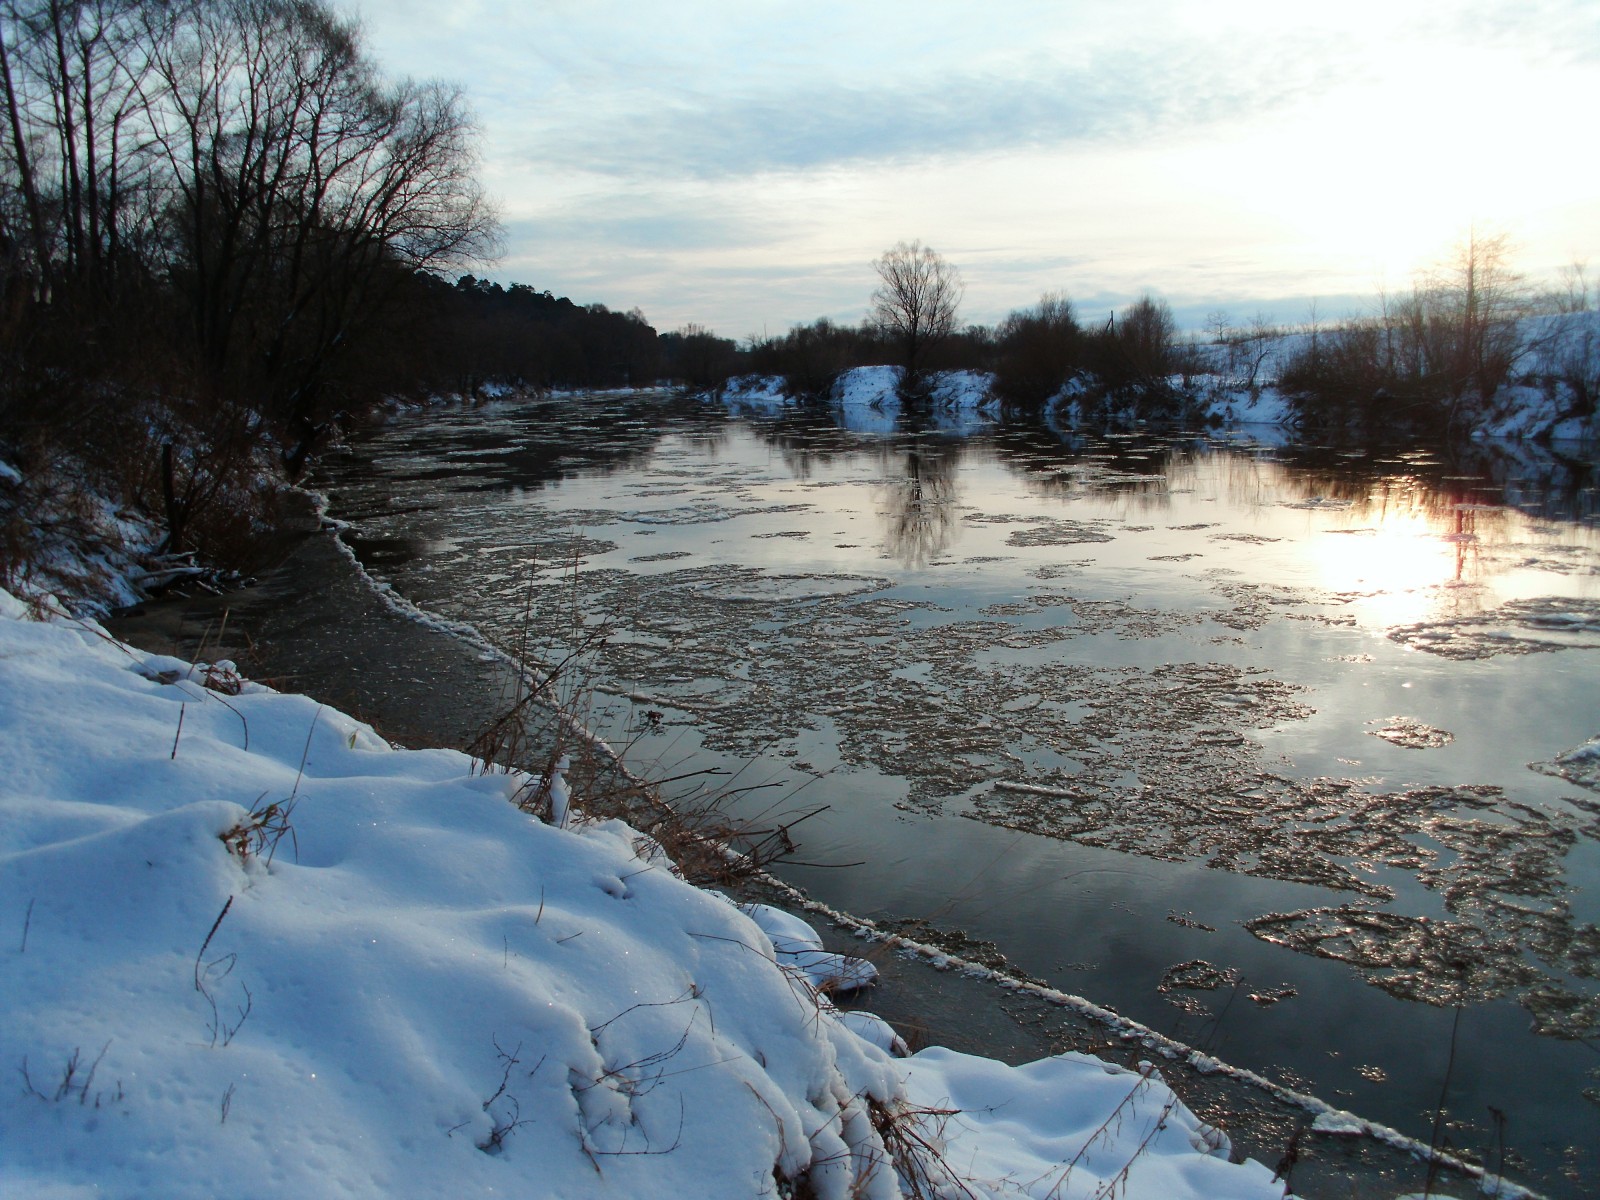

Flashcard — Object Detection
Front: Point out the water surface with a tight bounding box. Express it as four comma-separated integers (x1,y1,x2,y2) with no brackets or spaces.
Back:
315,393,1600,1196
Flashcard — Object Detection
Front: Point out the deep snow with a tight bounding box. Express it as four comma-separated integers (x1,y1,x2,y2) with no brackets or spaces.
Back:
0,588,1290,1199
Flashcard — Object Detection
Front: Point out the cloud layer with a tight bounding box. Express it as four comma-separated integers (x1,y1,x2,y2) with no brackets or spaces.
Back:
348,0,1600,335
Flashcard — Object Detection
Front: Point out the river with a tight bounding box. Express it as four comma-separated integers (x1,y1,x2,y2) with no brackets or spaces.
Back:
307,390,1599,1197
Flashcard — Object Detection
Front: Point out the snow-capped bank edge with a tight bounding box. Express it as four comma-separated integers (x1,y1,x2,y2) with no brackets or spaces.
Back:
723,310,1600,446
749,873,1540,1200
0,453,199,619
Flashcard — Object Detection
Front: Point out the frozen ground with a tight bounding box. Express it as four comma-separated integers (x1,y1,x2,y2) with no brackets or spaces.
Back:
1,587,1294,1199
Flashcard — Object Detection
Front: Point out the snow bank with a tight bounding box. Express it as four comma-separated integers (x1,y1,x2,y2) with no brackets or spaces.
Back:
1189,310,1600,443
0,591,1284,1199
721,374,790,413
0,460,172,617
833,366,996,434
1469,312,1600,441
723,368,997,434
1194,383,1297,432
901,1049,1283,1199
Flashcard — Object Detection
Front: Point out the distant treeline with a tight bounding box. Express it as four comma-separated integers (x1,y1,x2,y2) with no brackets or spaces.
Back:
736,293,1185,415
429,276,670,394
725,235,1596,439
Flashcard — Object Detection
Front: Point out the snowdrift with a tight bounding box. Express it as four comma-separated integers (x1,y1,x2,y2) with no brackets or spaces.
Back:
0,589,1283,1199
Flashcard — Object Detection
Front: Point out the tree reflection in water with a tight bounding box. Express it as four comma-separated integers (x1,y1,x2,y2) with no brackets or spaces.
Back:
879,413,964,568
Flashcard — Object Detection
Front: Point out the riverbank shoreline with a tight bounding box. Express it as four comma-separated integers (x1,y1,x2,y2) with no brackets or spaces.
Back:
102,484,1512,1200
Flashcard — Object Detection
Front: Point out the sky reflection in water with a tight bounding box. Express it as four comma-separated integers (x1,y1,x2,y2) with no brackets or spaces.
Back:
318,396,1600,1196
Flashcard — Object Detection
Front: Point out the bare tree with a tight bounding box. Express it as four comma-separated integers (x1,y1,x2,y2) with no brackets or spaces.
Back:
870,239,962,399
137,0,498,431
1091,293,1175,394
0,0,165,294
1385,229,1527,423
1552,261,1590,313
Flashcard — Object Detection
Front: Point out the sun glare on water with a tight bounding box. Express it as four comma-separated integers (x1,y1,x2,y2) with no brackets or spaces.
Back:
1312,506,1485,630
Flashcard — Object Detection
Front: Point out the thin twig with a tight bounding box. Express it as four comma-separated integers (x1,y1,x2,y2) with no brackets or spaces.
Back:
194,896,235,991
589,987,700,1036
290,707,324,798
1424,1004,1464,1198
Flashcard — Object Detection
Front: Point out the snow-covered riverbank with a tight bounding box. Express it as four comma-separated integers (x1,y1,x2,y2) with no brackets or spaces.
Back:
1,587,1292,1198
722,309,1600,445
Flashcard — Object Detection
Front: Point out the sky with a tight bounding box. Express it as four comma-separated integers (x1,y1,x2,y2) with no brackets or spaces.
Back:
342,0,1600,339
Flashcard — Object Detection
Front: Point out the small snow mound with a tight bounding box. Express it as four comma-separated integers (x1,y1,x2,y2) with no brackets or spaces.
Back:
834,365,903,412
1311,1110,1368,1135
834,1010,910,1057
927,369,996,411
721,374,790,411
900,1048,1284,1198
742,902,881,993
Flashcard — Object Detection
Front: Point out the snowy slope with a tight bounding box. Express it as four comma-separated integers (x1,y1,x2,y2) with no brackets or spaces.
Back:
0,590,1285,1199
0,456,174,617
1189,310,1600,442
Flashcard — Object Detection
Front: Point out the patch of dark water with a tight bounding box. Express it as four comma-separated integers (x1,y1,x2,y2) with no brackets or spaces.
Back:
305,394,1600,1198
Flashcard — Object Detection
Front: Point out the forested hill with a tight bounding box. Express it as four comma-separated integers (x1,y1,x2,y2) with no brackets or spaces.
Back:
416,275,729,395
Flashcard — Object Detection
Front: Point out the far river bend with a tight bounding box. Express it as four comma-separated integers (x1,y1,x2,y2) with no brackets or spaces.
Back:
311,390,1600,1197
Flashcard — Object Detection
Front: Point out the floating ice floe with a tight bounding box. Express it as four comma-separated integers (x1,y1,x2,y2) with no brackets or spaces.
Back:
1531,734,1600,792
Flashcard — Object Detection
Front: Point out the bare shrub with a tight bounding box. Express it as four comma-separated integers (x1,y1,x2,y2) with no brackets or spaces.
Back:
19,1043,123,1108
1281,231,1533,435
219,794,298,866
1082,295,1180,414
773,319,859,401
992,292,1083,412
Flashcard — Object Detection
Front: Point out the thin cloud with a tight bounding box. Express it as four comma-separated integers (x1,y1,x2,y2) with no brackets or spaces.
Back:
515,39,1349,180
504,204,784,254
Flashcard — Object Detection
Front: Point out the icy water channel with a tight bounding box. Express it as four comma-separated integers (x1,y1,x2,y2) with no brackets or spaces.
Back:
314,392,1600,1195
